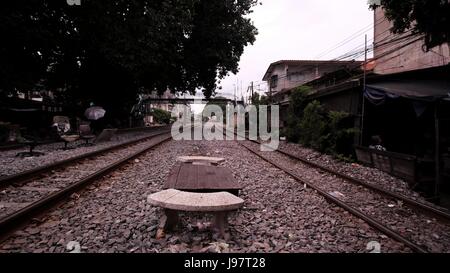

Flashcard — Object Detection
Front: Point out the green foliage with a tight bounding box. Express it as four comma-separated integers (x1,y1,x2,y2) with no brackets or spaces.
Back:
299,101,328,151
297,102,358,158
152,108,172,125
202,96,228,120
322,111,359,156
0,0,258,119
370,0,449,50
284,88,358,160
251,93,269,106
284,86,311,143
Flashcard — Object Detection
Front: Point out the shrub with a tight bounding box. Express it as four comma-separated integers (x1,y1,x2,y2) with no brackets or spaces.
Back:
322,110,359,157
284,89,358,160
152,108,172,124
285,86,310,143
299,100,328,151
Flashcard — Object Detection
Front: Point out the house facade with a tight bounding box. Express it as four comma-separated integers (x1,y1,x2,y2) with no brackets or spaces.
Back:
145,89,175,113
143,89,175,126
262,60,362,127
263,60,362,95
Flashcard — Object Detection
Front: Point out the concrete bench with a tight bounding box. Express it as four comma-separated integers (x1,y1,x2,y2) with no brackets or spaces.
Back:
60,134,80,150
148,189,244,237
176,156,225,166
15,139,45,157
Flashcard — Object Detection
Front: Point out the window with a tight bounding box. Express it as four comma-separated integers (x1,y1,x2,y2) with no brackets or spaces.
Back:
288,72,303,82
270,75,278,88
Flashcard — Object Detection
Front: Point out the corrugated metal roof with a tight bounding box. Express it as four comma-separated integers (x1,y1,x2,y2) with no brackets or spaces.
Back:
262,59,363,81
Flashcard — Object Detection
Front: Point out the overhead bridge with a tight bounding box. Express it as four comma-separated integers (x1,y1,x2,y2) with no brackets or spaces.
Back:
142,97,245,105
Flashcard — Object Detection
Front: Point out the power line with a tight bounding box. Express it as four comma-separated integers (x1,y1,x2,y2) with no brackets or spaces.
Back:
333,30,418,62
315,16,386,59
343,35,425,80
259,33,424,96
242,22,425,98
229,16,390,98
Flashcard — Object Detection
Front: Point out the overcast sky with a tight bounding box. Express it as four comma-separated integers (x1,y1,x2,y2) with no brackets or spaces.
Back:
190,0,375,113
218,0,374,99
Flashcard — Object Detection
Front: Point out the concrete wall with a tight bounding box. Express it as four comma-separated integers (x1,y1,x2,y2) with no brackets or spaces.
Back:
374,8,450,74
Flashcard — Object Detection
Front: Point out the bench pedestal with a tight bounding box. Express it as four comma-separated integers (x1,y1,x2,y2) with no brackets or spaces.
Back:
161,209,179,231
212,211,229,238
159,209,229,238
149,189,243,239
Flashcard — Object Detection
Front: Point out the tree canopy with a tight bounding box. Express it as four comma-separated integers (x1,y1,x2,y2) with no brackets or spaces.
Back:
0,0,258,118
370,0,449,50
202,96,229,120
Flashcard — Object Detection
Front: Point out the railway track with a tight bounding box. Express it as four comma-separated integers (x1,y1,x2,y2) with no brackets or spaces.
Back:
0,128,170,187
0,130,173,239
236,138,450,253
252,139,450,221
0,125,169,152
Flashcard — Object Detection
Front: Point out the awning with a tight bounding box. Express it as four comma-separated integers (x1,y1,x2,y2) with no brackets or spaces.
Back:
365,78,450,105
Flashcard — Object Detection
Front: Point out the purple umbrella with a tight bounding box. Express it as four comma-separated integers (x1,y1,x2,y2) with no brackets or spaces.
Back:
84,106,106,120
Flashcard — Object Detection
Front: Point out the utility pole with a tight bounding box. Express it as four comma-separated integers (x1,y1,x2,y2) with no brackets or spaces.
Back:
235,78,239,105
233,83,236,106
240,80,243,101
268,81,272,105
363,34,368,88
360,34,368,146
250,81,254,104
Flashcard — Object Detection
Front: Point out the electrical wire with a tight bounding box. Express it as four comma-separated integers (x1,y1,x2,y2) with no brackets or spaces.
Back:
315,16,386,59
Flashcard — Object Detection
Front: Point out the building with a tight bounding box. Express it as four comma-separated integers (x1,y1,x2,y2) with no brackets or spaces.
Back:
262,60,362,96
142,89,175,126
143,89,175,113
362,7,450,199
273,7,450,200
130,89,176,126
373,7,450,74
262,60,362,127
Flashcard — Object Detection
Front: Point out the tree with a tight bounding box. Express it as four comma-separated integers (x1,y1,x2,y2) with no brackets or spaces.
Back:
202,96,228,121
152,108,172,125
251,92,268,106
183,1,258,98
283,88,357,158
299,100,328,151
0,0,258,121
284,86,310,142
370,0,449,50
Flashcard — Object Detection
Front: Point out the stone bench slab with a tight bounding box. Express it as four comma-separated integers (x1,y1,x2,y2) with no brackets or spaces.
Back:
148,189,244,212
176,156,225,165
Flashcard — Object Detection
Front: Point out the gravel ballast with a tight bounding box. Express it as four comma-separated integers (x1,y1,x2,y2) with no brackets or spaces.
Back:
0,139,411,253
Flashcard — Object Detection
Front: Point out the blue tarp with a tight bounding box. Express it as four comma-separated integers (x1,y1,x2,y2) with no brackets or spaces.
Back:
364,78,450,104
364,78,450,117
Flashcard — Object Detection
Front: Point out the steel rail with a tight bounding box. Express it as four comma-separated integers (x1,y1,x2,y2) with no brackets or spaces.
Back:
0,129,171,188
0,126,170,152
0,133,173,237
250,139,450,222
238,141,428,253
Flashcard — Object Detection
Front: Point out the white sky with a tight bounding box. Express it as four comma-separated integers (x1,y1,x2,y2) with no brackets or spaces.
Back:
191,0,375,113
